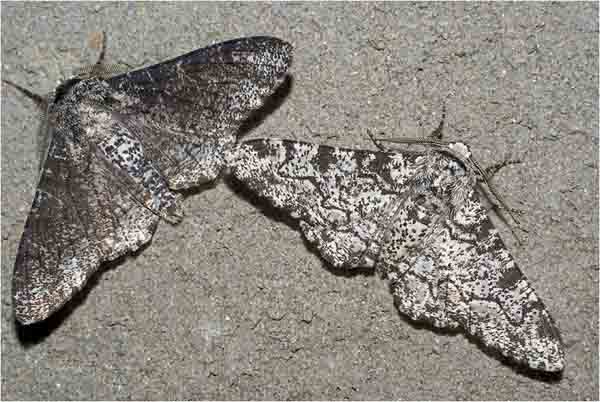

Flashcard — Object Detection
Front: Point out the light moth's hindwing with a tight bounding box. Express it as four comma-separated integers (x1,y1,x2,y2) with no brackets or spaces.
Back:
13,37,293,325
379,172,565,372
230,138,564,372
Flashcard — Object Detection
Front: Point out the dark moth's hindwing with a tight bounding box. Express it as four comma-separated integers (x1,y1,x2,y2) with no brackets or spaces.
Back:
230,138,564,372
13,37,292,324
13,115,159,324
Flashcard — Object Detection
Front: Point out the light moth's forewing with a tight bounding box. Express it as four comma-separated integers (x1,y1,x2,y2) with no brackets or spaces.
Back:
230,138,420,268
230,138,564,372
12,37,293,324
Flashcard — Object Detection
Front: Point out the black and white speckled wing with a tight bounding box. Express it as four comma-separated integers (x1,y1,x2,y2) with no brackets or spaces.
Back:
229,138,564,372
106,36,293,189
378,182,565,372
230,138,423,268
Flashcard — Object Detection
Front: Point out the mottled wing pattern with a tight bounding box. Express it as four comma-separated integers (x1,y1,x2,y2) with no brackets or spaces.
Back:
106,37,293,189
14,119,159,325
230,138,422,268
379,181,565,372
230,138,564,372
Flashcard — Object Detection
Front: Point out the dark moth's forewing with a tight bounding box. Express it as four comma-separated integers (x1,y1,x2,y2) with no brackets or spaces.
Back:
13,37,292,325
229,138,564,372
105,37,293,189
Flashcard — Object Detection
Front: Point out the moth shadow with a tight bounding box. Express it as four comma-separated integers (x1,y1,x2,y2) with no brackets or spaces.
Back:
225,175,374,279
236,74,293,138
15,243,152,346
469,333,564,381
389,295,564,381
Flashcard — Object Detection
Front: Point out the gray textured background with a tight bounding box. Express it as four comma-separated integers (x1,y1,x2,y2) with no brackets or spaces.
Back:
1,3,598,400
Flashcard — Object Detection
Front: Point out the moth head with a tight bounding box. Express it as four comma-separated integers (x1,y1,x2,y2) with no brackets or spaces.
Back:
426,141,471,180
51,77,83,104
442,141,487,182
423,142,479,202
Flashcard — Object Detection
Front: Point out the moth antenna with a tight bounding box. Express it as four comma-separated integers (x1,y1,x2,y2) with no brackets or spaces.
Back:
372,105,447,148
467,156,529,245
375,137,455,148
366,128,387,152
2,79,48,110
2,79,54,174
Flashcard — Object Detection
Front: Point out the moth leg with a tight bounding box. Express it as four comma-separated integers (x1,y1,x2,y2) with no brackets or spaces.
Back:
476,158,528,243
366,104,446,151
94,30,108,66
74,32,131,79
366,128,387,151
427,103,446,140
483,158,526,217
482,200,527,245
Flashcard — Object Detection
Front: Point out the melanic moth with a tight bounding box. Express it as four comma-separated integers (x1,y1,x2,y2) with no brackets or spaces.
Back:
6,36,292,325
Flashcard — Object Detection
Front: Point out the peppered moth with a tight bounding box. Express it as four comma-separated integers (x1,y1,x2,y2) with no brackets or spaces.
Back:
8,37,293,325
228,138,564,372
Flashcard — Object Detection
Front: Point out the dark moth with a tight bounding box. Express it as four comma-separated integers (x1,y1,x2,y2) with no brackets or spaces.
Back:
9,37,293,325
227,138,565,372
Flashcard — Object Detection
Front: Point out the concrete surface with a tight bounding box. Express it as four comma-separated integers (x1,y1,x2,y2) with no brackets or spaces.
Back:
1,3,598,400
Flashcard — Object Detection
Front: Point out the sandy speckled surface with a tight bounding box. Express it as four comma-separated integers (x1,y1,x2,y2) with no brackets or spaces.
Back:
1,3,598,400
